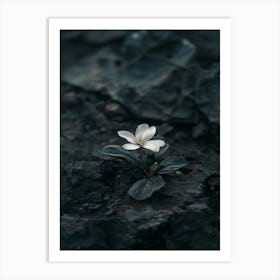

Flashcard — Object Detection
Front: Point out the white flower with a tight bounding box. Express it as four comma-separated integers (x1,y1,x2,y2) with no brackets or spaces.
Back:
118,123,165,152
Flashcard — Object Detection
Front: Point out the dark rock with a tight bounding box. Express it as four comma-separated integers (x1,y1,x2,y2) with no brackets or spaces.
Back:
83,30,127,45
165,202,219,249
62,33,197,122
105,103,120,112
159,171,208,203
170,95,199,123
61,31,83,40
157,123,173,136
121,30,172,58
65,161,103,181
174,30,220,67
60,169,220,250
192,121,209,138
60,30,220,250
60,215,91,250
193,64,220,124
205,175,220,193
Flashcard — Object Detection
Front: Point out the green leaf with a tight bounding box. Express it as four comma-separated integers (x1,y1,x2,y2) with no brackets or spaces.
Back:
102,145,140,165
157,156,186,174
154,144,169,161
129,175,165,200
150,162,160,174
139,149,154,166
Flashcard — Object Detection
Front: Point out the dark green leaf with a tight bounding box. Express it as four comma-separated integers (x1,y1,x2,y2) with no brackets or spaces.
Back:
157,156,186,174
139,149,154,166
129,175,165,200
154,144,169,161
102,145,140,165
150,162,160,174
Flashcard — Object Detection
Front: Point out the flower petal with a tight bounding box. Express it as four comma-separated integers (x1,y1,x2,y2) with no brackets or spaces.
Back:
143,140,165,152
117,130,136,143
135,123,149,140
122,143,140,150
141,126,156,141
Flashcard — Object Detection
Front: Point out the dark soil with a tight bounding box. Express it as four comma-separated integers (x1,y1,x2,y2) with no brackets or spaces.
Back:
60,30,220,250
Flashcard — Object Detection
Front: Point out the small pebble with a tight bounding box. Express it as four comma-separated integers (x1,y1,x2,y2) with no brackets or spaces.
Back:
105,103,120,112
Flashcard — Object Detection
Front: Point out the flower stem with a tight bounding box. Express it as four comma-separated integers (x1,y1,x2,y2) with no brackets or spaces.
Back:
138,149,149,177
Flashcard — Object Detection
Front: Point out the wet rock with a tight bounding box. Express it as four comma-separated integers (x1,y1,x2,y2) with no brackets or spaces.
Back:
65,161,103,181
62,34,197,122
193,64,220,124
205,175,220,193
192,121,208,138
83,30,127,45
170,95,199,123
61,215,136,250
62,91,78,105
60,169,220,250
61,31,83,40
174,30,220,67
121,30,172,57
159,171,208,203
60,215,91,249
105,103,120,112
166,202,219,249
157,123,174,136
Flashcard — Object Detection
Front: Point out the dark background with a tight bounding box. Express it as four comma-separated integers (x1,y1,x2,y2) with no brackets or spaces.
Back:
60,30,220,250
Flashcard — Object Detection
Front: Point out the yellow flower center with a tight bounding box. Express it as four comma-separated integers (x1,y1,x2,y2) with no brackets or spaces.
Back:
136,139,145,146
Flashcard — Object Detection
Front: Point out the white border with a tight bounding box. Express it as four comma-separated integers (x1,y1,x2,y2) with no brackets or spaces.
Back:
49,18,231,262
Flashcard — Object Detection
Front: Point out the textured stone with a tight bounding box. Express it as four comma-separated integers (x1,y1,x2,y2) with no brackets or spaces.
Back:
62,35,197,122
60,30,220,250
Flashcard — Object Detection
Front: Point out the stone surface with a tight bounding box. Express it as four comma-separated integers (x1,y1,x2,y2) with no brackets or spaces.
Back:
62,34,199,122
